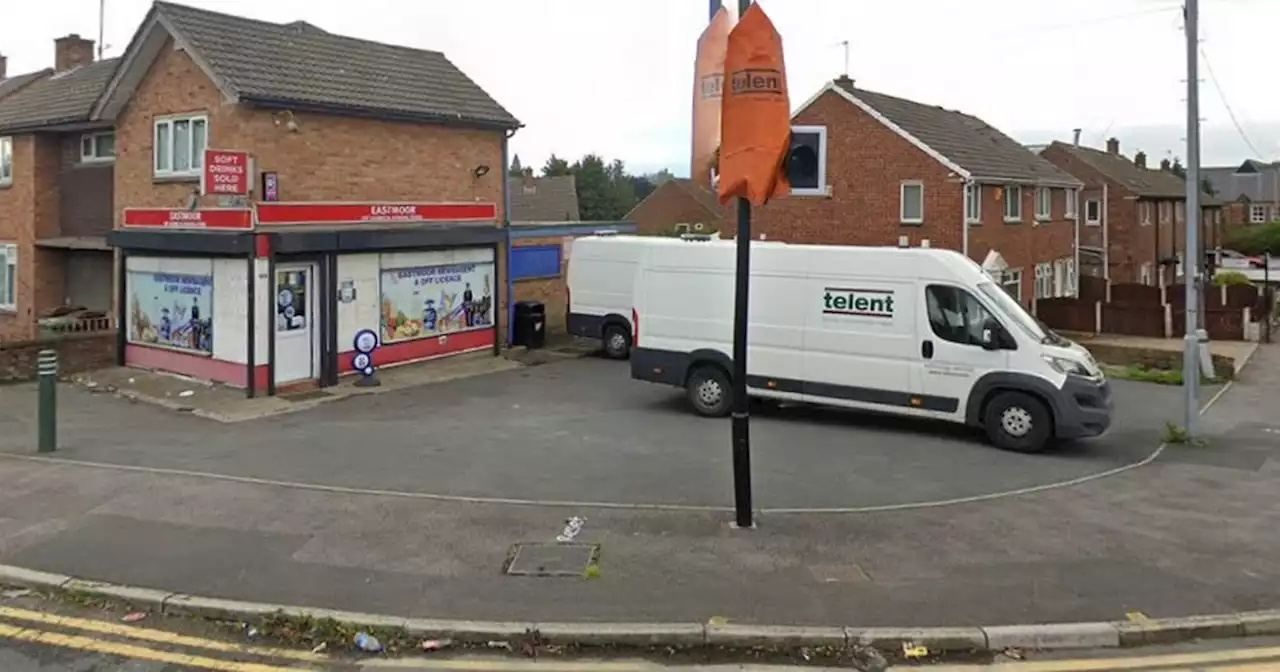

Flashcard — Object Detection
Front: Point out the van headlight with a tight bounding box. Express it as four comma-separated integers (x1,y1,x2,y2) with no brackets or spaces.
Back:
1042,355,1097,379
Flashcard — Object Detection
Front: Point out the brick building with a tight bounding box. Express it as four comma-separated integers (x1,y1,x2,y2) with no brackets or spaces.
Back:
1202,159,1280,230
0,36,119,343
1040,138,1222,287
83,1,525,394
626,178,729,236
752,76,1083,305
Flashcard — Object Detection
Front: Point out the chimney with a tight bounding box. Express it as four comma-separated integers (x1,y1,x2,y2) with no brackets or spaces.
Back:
1160,158,1172,171
1134,151,1147,169
834,73,855,89
0,54,6,80
521,168,536,194
54,34,95,72
1106,137,1120,155
1072,128,1082,146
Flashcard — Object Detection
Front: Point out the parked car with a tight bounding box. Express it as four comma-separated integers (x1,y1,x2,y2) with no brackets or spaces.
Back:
1218,249,1264,269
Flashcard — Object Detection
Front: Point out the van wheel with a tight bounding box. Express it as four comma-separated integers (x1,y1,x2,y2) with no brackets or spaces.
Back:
686,365,732,418
983,391,1052,453
603,325,631,359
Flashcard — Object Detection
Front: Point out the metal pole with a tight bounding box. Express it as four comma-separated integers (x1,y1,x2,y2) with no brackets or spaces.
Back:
37,350,57,453
1266,251,1272,344
1182,0,1201,435
729,0,754,529
709,0,720,19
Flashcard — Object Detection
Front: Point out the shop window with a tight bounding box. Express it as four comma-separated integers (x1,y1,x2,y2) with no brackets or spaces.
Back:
379,261,495,342
126,269,214,353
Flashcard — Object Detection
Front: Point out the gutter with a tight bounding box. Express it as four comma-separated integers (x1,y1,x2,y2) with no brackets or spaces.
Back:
239,96,523,133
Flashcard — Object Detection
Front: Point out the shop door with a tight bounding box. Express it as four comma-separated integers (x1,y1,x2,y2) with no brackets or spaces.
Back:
275,264,318,384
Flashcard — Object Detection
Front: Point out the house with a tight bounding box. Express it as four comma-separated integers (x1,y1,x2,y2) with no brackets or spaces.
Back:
88,0,525,394
0,36,120,343
1202,159,1280,229
1039,138,1223,287
752,76,1084,305
626,178,729,236
508,174,580,224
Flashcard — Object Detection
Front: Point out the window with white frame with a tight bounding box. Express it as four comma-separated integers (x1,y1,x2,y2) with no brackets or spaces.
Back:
1053,259,1066,297
788,125,827,196
1035,187,1051,221
1251,204,1267,224
1158,201,1172,224
80,132,115,163
1065,189,1078,219
900,182,924,224
1140,201,1152,225
1034,262,1053,299
1003,185,1022,222
1085,199,1101,225
1272,205,1280,222
1001,268,1022,301
1065,257,1076,296
153,114,208,177
0,137,12,186
0,244,15,310
1140,262,1153,286
1175,201,1185,223
1214,209,1222,225
965,182,980,222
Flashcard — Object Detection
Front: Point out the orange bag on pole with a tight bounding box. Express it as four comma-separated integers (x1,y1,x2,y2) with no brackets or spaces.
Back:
691,6,735,190
716,1,790,207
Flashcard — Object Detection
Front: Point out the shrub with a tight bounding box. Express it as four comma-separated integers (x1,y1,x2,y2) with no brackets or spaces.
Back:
1214,270,1253,287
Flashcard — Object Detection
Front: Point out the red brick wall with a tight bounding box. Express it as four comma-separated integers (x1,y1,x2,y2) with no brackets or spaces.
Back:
753,90,963,251
0,134,66,342
114,40,505,219
966,184,1076,305
0,332,116,382
627,181,724,236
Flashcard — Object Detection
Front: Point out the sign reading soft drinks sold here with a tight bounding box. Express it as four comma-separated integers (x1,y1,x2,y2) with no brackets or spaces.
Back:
201,149,251,196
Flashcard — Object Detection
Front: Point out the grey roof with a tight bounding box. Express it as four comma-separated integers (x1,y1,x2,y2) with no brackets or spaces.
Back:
509,175,580,222
0,60,118,132
150,1,519,129
834,78,1081,187
1202,160,1280,202
1048,141,1221,204
0,69,51,102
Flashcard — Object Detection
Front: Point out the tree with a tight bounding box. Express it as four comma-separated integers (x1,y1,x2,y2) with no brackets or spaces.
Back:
508,154,524,177
1170,157,1186,179
1226,221,1280,255
542,154,571,177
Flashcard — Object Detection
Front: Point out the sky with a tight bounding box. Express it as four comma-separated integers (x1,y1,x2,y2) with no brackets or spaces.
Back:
3,0,1277,177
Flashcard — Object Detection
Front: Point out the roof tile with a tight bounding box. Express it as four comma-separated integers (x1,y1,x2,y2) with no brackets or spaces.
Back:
1048,141,1220,204
153,1,519,129
0,60,118,132
508,175,581,223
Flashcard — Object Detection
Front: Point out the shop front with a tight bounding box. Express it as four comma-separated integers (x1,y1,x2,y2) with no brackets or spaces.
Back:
108,202,503,397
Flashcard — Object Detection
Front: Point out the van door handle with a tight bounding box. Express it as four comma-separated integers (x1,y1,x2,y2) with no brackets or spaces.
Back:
921,340,934,359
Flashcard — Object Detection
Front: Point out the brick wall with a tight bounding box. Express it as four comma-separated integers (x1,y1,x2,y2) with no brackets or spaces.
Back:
966,183,1076,305
511,236,569,334
0,133,66,342
0,332,116,382
114,39,505,218
753,90,963,251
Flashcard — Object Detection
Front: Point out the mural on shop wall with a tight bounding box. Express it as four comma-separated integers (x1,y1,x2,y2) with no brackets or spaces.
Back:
379,262,494,343
127,272,214,353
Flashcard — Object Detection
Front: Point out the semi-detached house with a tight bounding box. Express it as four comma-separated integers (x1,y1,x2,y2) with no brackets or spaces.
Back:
753,76,1085,306
0,36,119,342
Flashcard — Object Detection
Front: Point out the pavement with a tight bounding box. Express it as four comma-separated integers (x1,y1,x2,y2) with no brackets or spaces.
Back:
0,345,1276,633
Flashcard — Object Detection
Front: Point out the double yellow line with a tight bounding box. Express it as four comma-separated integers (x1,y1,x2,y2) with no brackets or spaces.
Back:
0,604,321,671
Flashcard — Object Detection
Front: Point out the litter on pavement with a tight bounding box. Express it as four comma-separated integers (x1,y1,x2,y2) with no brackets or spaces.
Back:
354,632,382,653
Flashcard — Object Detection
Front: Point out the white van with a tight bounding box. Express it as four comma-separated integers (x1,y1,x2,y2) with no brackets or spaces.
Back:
566,234,687,359
628,240,1112,453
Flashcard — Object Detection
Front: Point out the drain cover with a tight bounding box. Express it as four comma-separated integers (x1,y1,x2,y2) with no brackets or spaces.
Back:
505,543,598,577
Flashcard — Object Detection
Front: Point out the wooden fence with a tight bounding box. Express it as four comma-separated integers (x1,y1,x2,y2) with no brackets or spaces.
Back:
1034,280,1270,341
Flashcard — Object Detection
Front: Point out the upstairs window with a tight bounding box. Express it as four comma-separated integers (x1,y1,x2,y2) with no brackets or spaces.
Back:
788,125,827,196
1140,201,1153,225
965,183,981,222
0,137,12,185
80,132,116,163
1003,185,1022,222
1035,187,1051,221
1085,199,1101,225
154,114,208,177
1065,189,1077,219
1251,205,1267,224
900,182,924,224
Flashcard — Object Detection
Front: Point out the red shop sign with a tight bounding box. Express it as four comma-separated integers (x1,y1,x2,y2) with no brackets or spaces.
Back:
201,149,252,196
255,202,498,225
121,208,254,230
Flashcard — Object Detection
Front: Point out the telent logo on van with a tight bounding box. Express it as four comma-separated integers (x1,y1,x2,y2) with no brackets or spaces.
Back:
822,287,894,318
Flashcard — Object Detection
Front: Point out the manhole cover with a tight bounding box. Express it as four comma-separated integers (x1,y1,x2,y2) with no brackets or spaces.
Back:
505,543,598,577
281,390,334,402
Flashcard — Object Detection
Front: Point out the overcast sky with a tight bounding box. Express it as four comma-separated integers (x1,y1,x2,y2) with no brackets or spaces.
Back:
4,0,1277,176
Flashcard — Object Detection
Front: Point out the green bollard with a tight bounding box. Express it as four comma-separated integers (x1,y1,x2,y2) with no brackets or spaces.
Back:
37,349,57,453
